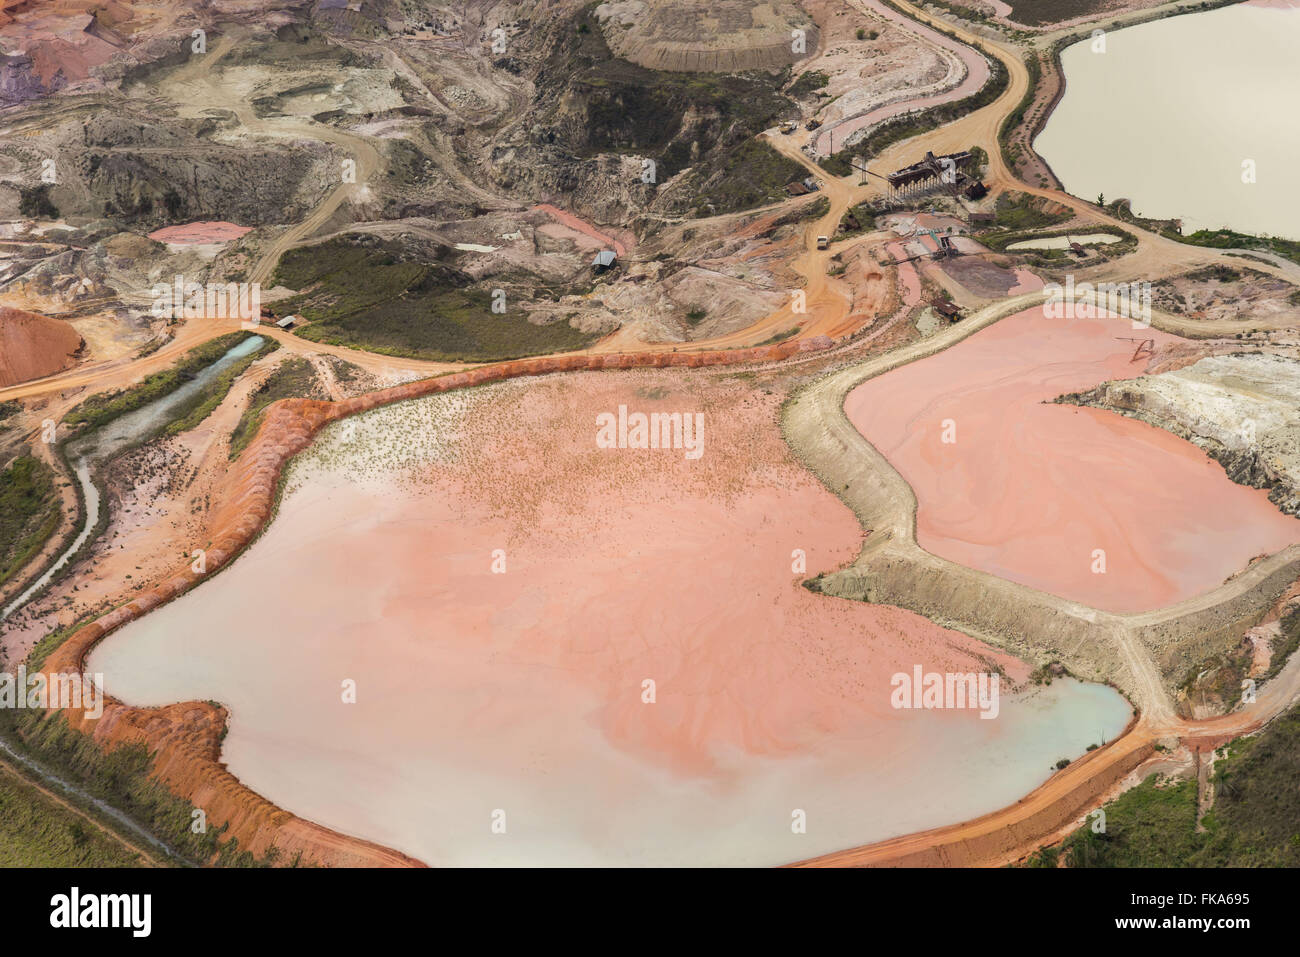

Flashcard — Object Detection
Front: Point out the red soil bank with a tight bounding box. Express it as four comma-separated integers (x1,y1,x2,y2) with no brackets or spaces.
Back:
41,336,836,866
532,204,628,258
0,305,82,388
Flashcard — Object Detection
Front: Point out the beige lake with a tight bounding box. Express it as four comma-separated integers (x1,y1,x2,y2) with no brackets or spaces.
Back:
1036,2,1300,240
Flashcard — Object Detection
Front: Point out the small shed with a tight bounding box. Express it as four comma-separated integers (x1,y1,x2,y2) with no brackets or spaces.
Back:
932,300,961,321
592,250,617,272
276,314,298,329
785,181,811,196
964,181,988,201
968,212,994,227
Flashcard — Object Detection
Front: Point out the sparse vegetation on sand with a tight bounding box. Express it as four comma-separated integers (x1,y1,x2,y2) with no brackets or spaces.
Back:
63,332,261,432
285,387,489,494
24,612,98,672
274,237,596,362
0,456,61,589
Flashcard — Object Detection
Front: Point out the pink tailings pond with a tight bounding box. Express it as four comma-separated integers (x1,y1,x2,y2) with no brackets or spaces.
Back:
845,308,1300,612
88,372,1131,866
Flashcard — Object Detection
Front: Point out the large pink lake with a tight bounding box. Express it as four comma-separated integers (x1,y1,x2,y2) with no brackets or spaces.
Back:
845,308,1300,612
87,373,1133,866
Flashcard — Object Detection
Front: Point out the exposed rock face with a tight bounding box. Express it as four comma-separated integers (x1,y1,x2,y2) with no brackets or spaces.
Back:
1063,353,1300,517
488,146,654,228
0,51,53,102
594,0,818,73
70,113,332,227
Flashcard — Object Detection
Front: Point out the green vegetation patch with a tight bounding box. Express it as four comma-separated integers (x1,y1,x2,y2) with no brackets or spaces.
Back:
1177,640,1253,716
998,51,1042,173
19,184,59,219
1266,608,1300,684
542,5,800,216
757,326,799,346
774,195,831,228
0,456,61,588
1044,698,1300,867
1004,0,1112,26
680,138,807,217
837,203,877,238
1183,264,1242,284
980,224,1133,254
788,70,830,98
1171,228,1300,270
0,762,147,867
160,339,279,439
275,236,596,362
993,190,1072,231
0,709,278,866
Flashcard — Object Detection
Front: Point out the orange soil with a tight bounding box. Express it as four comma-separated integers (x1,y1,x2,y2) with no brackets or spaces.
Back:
146,222,253,245
0,305,82,388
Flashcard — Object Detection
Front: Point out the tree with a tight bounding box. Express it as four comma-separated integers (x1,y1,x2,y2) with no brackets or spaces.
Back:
18,185,58,219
